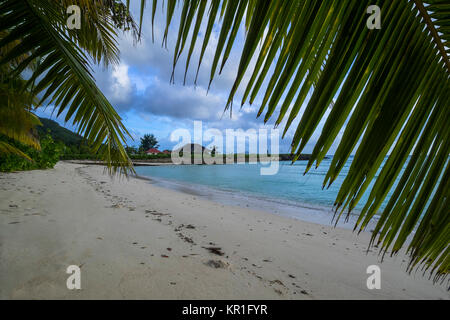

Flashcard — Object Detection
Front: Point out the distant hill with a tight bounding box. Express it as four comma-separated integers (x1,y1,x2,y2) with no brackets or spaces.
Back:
37,117,83,146
174,143,211,154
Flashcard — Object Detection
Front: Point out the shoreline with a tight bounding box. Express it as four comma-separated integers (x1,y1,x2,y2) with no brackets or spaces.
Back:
135,172,375,231
0,162,448,299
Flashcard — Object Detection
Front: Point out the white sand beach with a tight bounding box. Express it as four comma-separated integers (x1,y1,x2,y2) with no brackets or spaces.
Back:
0,162,448,299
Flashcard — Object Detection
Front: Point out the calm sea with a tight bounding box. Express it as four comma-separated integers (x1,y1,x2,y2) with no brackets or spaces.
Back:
134,157,403,227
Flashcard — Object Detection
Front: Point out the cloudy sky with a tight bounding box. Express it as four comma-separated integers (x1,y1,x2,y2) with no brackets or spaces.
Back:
37,2,341,154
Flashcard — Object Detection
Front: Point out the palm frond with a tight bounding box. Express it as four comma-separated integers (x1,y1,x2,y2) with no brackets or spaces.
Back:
60,0,139,67
141,0,450,280
0,73,41,150
0,0,134,174
0,141,33,161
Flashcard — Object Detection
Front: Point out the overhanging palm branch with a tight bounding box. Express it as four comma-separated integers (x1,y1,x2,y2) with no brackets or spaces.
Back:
0,62,41,160
61,0,138,67
139,0,450,281
0,0,134,174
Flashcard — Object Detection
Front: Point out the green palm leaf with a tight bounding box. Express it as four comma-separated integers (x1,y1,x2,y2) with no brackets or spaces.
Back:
0,0,134,174
140,0,450,281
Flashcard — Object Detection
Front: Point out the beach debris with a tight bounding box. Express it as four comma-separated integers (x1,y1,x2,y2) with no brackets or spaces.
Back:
161,254,169,258
167,248,172,251
300,290,309,295
288,274,296,279
203,247,224,256
175,223,196,232
262,259,272,262
170,282,176,285
140,246,147,249
204,259,228,269
132,242,138,245
274,289,283,295
145,210,168,216
269,279,285,287
9,204,18,208
111,203,123,208
96,237,103,240
177,233,195,245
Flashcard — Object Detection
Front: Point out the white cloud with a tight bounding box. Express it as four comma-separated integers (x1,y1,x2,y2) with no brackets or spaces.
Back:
110,64,132,103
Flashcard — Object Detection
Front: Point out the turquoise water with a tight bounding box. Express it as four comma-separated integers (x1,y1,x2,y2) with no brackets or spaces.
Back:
135,157,398,214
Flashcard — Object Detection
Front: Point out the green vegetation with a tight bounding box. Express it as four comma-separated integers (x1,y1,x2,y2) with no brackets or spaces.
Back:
36,118,83,146
129,153,171,161
139,133,160,152
35,117,100,161
0,134,62,172
0,117,100,170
